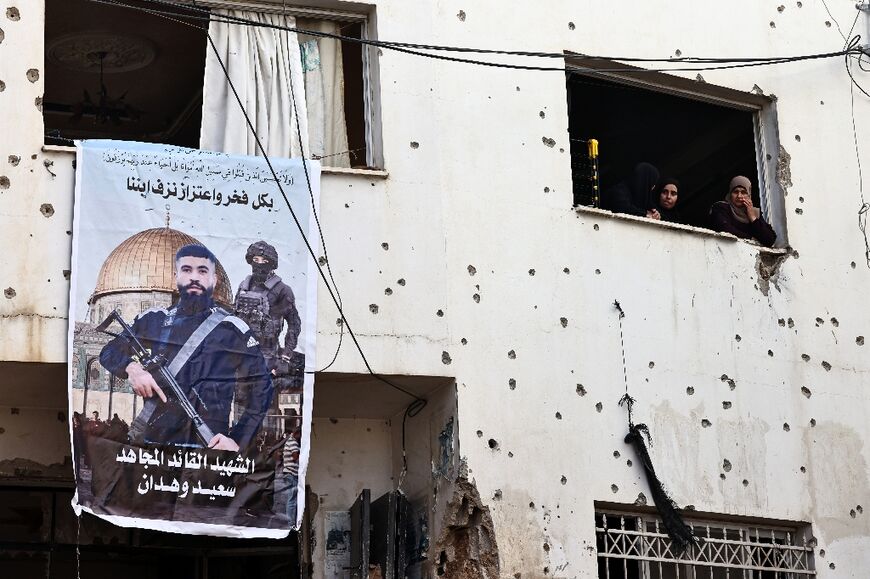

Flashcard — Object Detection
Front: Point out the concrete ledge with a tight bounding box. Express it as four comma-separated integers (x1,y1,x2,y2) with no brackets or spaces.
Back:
321,165,389,179
573,205,790,254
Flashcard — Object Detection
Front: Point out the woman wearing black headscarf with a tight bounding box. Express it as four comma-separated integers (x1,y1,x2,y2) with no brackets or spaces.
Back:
603,162,661,219
652,177,683,224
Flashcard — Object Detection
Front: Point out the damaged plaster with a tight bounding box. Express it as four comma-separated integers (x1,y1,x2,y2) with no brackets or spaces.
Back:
756,250,790,296
777,145,793,197
435,478,499,579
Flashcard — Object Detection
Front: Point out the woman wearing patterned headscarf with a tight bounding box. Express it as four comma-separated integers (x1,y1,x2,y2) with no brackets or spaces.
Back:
709,176,777,247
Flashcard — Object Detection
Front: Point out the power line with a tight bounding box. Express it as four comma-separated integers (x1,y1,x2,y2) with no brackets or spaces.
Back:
85,0,351,373
202,30,426,404
207,9,859,71
79,0,870,350
201,6,428,483
276,10,348,375
170,0,864,62
91,0,867,75
80,0,426,405
820,0,849,43
841,9,870,268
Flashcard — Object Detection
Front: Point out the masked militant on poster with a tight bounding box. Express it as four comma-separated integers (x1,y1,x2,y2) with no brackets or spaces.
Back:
68,140,319,537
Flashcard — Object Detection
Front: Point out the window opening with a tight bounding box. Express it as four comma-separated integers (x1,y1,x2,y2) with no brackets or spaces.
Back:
44,0,206,149
0,486,302,578
595,509,815,579
338,21,369,168
567,62,784,241
44,0,379,168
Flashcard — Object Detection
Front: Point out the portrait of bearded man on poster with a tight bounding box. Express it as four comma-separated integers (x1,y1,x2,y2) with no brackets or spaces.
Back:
99,244,273,451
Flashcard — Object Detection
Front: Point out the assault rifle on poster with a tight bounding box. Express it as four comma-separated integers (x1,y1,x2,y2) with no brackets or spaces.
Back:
96,310,215,447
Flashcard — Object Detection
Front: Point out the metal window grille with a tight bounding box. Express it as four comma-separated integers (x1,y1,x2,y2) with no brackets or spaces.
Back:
571,138,601,208
596,511,815,579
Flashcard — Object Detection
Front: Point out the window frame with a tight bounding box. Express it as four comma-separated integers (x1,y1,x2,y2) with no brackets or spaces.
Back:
565,54,787,246
195,0,385,169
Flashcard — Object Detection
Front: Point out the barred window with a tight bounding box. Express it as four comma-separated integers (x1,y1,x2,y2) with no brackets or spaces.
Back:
595,510,815,579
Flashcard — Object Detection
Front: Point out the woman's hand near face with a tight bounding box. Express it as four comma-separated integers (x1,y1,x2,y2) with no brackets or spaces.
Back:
742,198,760,221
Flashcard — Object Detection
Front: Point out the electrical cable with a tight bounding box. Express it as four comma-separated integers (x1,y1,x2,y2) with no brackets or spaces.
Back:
155,0,864,63
52,0,870,503
89,0,353,373
613,300,629,400
90,0,866,75
201,29,426,405
846,47,870,98
840,12,870,268
612,300,697,552
76,0,870,403
820,0,849,43
79,0,426,408
274,6,348,374
273,3,426,481
847,54,870,267
196,11,870,74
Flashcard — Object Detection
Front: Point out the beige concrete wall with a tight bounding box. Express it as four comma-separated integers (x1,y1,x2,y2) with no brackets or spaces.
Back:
0,0,73,362
307,416,394,578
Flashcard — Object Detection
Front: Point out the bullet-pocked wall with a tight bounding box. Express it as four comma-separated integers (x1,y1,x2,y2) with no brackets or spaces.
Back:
2,0,870,576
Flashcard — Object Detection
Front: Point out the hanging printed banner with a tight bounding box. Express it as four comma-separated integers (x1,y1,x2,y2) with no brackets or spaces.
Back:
68,140,319,537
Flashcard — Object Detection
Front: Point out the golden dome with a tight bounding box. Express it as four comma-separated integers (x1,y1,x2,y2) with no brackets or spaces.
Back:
90,226,233,306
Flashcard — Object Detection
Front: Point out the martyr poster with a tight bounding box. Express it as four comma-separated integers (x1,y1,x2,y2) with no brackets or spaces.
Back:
67,140,319,537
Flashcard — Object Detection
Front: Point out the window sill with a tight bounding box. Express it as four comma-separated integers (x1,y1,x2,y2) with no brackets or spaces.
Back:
322,166,388,179
573,205,789,254
42,145,389,179
43,144,75,154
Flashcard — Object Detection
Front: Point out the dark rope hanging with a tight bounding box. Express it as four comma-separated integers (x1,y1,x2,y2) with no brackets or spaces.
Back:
613,301,697,554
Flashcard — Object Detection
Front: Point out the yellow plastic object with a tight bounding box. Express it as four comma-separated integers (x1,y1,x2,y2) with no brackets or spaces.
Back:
587,139,599,159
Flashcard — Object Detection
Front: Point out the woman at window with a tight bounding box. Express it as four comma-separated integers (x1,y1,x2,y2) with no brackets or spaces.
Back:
652,177,682,224
709,176,777,247
603,162,661,220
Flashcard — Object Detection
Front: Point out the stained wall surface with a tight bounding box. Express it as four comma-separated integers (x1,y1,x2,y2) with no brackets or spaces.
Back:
1,0,870,577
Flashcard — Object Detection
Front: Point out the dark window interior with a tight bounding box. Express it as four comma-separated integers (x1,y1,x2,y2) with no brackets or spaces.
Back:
568,73,761,227
44,0,370,166
44,0,206,148
595,512,640,579
0,487,300,579
339,22,369,168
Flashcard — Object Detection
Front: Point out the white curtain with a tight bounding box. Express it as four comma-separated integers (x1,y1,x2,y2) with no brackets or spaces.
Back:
297,19,351,168
200,10,309,158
